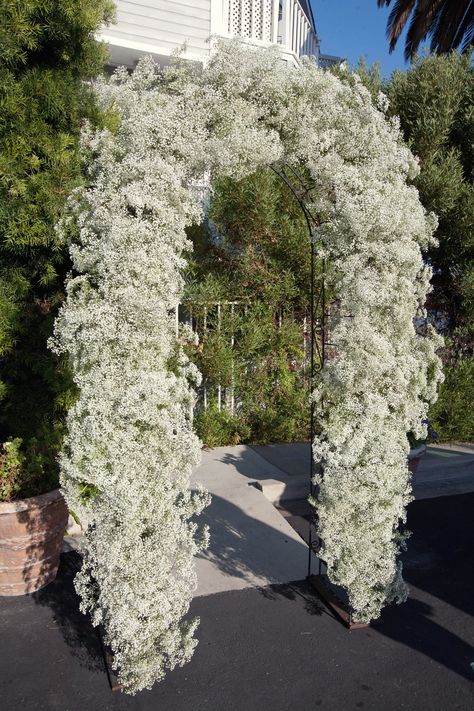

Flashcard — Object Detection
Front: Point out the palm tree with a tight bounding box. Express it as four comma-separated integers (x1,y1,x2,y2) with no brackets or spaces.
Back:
377,0,474,59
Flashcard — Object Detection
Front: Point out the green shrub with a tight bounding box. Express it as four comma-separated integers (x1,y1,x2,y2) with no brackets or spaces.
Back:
0,439,24,502
186,168,315,447
195,404,251,448
0,0,113,500
0,426,62,501
429,356,474,442
388,53,474,352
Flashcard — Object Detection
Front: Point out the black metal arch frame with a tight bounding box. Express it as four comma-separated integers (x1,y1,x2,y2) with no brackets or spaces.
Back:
270,163,367,630
270,161,324,565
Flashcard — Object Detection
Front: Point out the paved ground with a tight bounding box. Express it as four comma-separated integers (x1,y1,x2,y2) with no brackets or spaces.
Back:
1,444,474,710
251,442,474,500
192,446,315,596
1,492,473,710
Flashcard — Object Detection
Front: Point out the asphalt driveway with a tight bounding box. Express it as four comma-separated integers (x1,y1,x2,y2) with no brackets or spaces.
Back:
1,492,473,711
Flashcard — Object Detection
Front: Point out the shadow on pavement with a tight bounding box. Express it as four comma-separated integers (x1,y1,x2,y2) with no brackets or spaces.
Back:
31,551,105,674
197,492,318,596
223,444,474,682
375,492,474,681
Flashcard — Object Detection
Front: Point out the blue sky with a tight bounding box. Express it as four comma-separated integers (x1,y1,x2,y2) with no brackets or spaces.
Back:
310,0,410,77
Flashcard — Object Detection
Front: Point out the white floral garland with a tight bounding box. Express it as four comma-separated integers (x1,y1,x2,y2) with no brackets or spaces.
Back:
51,42,442,691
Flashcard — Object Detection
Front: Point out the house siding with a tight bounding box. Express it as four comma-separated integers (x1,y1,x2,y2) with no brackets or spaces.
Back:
104,0,212,58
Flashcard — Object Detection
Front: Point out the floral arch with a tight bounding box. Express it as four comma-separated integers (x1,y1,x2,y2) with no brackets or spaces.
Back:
51,41,442,693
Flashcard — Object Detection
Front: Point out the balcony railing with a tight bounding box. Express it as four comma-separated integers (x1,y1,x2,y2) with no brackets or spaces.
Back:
278,0,319,60
100,0,320,68
211,0,319,63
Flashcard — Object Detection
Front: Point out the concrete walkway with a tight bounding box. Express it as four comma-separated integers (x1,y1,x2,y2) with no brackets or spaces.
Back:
189,442,474,599
66,441,474,598
192,446,315,597
251,442,474,501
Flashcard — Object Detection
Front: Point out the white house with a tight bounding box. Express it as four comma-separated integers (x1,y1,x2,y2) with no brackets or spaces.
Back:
99,0,341,69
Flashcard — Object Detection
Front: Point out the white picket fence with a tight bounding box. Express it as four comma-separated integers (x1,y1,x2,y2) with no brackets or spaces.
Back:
175,301,312,411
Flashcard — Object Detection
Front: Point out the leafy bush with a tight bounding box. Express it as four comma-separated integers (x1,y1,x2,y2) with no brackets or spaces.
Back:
0,439,24,502
0,427,62,501
388,53,474,350
430,356,474,442
0,0,113,500
195,405,250,448
186,168,313,447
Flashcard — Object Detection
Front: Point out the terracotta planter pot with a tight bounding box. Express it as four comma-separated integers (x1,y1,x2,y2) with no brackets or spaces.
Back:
0,489,68,596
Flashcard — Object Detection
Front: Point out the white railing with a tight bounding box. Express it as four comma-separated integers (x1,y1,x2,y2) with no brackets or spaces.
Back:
278,0,319,60
176,301,312,412
101,0,321,68
212,0,319,63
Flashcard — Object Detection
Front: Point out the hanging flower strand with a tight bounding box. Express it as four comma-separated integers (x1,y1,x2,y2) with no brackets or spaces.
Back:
51,41,442,691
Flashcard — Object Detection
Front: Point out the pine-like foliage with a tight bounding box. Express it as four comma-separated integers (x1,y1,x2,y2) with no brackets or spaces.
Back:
0,0,113,498
186,168,313,445
387,53,474,440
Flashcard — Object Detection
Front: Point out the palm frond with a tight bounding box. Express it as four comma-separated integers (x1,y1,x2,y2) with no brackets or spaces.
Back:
431,0,473,52
378,0,474,57
405,0,443,59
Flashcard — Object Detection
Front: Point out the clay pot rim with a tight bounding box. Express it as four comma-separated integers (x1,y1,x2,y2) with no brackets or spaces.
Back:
0,488,65,515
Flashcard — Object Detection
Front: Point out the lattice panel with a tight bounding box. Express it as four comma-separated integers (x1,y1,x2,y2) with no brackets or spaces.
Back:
228,0,242,35
241,0,252,38
228,0,274,40
262,0,273,41
252,0,262,38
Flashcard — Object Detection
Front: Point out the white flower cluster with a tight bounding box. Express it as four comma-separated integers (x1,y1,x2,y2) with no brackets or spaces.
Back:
50,60,212,692
296,74,443,623
197,45,442,623
51,41,442,690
